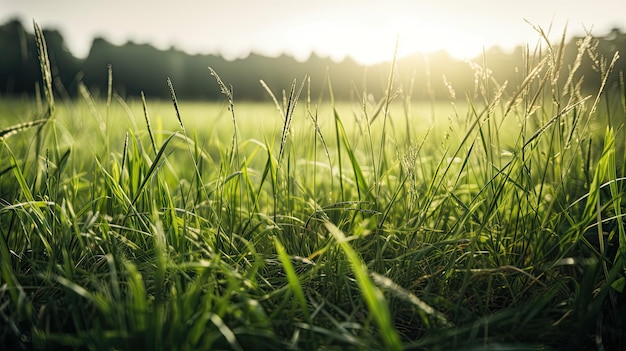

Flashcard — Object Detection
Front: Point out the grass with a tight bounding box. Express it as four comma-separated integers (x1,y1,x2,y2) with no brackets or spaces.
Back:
1,23,626,350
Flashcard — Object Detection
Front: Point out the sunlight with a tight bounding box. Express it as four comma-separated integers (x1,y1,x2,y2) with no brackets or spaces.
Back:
391,16,486,60
278,13,487,65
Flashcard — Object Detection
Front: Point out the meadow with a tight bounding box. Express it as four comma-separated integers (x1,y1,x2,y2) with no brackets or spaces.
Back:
1,27,625,350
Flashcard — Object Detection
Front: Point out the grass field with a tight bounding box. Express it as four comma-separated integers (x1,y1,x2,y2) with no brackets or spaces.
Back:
1,27,626,350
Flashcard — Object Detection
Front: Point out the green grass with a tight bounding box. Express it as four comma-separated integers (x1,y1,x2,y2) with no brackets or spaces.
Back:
1,24,626,350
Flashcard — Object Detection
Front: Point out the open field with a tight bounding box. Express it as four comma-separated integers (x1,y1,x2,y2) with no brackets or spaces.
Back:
1,29,626,350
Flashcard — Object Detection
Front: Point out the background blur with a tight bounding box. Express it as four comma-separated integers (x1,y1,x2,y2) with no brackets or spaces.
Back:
1,0,625,100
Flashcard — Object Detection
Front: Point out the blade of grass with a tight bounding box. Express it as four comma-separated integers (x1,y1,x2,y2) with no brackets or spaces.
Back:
324,221,401,351
141,91,157,155
128,132,177,209
274,237,312,324
333,108,368,201
33,21,54,116
0,119,49,141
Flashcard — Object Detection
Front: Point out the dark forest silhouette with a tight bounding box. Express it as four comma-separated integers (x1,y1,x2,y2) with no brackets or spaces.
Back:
1,19,624,101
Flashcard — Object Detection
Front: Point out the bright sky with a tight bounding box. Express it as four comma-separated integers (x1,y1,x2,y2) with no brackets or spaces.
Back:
1,0,625,65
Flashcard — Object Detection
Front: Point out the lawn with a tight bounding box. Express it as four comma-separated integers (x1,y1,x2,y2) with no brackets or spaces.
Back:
1,27,625,350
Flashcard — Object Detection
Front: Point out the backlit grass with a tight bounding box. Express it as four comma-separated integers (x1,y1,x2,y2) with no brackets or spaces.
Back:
1,24,625,350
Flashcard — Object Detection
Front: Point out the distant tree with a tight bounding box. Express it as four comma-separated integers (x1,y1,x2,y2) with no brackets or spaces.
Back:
1,19,624,102
0,19,39,96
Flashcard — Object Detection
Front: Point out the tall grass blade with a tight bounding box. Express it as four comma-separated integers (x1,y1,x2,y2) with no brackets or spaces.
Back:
324,221,402,351
106,64,113,120
260,79,285,118
371,272,450,328
120,131,129,181
0,119,48,141
141,91,157,154
33,21,54,116
167,77,184,129
278,77,306,165
375,37,399,196
209,314,243,351
51,274,110,314
208,66,238,162
129,132,177,208
274,238,312,324
334,109,368,200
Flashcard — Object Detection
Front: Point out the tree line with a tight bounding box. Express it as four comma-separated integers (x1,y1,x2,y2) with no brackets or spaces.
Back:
1,18,624,102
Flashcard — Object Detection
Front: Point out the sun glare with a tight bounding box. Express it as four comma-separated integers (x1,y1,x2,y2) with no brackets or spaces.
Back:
379,16,485,63
292,13,487,66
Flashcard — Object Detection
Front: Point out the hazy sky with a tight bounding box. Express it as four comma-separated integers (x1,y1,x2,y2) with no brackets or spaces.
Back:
2,0,625,64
